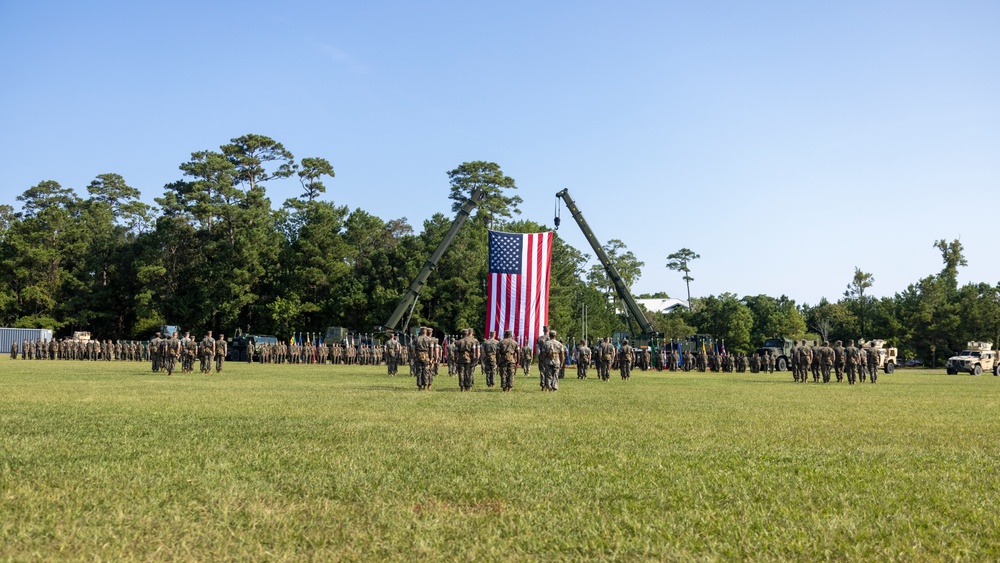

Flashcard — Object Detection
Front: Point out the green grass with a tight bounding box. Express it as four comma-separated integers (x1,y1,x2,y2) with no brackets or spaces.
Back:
2,359,999,561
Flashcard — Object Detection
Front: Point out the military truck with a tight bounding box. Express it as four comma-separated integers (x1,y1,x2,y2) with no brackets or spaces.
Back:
859,339,899,374
945,341,998,376
72,331,91,342
756,338,796,371
228,331,278,362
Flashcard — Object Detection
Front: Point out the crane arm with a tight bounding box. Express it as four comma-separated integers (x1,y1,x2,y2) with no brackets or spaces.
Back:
555,189,656,338
384,189,486,331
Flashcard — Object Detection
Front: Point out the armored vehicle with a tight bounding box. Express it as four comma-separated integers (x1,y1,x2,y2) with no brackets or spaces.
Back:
859,339,899,374
946,341,998,376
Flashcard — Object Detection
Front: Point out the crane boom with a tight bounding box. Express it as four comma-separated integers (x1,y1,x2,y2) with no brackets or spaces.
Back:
384,189,486,331
555,189,657,339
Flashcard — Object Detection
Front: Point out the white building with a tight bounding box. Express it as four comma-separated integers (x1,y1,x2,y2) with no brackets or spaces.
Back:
635,298,690,315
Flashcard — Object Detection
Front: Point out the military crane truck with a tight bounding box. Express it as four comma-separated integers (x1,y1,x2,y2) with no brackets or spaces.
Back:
554,189,661,346
380,188,486,335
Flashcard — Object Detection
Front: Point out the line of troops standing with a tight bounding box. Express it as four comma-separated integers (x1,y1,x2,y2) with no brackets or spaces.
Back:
11,338,154,362
247,341,390,365
787,339,879,385
148,331,227,376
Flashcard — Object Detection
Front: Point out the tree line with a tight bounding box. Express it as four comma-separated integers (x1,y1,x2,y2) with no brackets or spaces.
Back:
1,133,996,365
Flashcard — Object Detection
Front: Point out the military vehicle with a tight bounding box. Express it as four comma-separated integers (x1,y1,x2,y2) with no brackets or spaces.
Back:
945,341,998,376
860,339,899,374
72,331,91,342
158,324,181,337
228,329,278,362
756,337,796,371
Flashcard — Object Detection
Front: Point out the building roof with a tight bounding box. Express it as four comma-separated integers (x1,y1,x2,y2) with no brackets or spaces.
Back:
636,298,690,314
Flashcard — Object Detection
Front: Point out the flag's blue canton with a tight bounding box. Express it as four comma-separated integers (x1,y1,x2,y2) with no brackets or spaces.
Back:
489,231,522,274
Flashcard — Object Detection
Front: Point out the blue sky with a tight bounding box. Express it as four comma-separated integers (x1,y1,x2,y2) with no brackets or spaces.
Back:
2,1,997,306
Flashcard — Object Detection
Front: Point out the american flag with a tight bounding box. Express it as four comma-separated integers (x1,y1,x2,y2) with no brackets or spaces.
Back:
485,230,554,350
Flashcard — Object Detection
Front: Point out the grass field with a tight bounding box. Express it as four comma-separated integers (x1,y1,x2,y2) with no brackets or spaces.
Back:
2,359,1000,561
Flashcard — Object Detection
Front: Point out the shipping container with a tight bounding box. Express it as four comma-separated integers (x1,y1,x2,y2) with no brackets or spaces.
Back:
0,328,55,357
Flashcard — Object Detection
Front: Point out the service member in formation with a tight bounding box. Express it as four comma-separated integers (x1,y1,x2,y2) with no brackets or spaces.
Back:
200,332,215,373
481,331,499,388
541,330,566,392
150,332,162,372
844,339,859,385
386,333,401,376
215,334,227,373
597,337,616,381
833,340,846,382
164,331,181,376
857,345,868,383
867,344,879,384
413,327,431,390
183,335,198,373
498,330,519,392
535,326,550,390
619,339,635,380
797,339,812,383
520,340,533,376
819,341,835,383
10,340,17,360
456,328,478,391
810,340,821,382
576,340,592,379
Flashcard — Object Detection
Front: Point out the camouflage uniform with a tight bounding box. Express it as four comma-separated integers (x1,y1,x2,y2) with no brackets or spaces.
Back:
481,332,499,387
456,329,478,391
819,341,834,383
536,327,551,390
844,339,859,385
200,332,215,373
541,330,565,391
576,341,591,379
597,338,615,381
164,332,181,375
833,340,845,382
867,344,879,384
215,334,227,373
498,331,519,391
619,340,635,380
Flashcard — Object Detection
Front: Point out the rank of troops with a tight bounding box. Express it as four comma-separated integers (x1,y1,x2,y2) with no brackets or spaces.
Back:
11,337,156,362
148,331,228,376
249,341,397,366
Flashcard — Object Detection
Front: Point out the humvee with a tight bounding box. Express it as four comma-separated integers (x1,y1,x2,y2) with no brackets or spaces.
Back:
946,341,998,376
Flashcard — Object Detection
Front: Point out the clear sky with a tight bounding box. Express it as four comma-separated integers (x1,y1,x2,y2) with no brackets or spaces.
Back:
2,1,997,306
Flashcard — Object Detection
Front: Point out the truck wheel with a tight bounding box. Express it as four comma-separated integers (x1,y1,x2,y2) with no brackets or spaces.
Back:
884,362,895,374
776,357,787,371
947,368,957,375
973,365,983,376
994,365,999,376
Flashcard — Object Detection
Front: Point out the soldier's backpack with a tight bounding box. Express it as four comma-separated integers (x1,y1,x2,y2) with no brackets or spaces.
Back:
602,345,614,361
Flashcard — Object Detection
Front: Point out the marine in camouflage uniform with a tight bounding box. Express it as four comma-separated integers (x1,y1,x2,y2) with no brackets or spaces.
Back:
844,339,859,385
819,341,834,383
215,334,227,373
618,339,635,380
857,346,868,383
386,333,401,376
596,337,615,381
200,332,215,373
455,328,477,391
164,332,181,376
867,344,879,384
414,327,433,390
150,332,162,372
481,331,499,388
541,330,566,391
520,342,532,376
576,340,591,379
797,340,812,383
833,340,845,382
498,330,519,392
536,326,550,390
